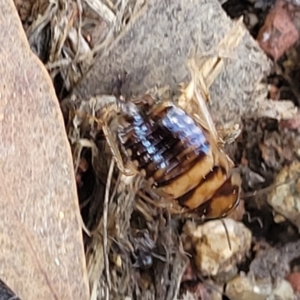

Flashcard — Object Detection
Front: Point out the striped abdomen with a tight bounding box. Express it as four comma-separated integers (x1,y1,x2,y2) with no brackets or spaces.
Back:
117,101,240,219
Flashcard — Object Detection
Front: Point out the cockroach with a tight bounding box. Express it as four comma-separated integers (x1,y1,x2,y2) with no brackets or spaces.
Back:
115,100,240,219
97,65,242,221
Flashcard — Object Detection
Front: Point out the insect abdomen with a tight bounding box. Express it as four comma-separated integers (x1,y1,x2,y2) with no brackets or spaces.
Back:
118,103,210,183
117,101,240,218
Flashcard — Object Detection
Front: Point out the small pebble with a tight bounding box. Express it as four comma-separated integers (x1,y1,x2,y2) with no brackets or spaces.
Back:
268,161,300,231
287,272,300,293
182,219,252,278
267,279,295,300
226,274,272,300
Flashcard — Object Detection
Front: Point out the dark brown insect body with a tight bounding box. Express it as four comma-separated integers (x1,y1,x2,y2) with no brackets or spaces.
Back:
116,99,241,220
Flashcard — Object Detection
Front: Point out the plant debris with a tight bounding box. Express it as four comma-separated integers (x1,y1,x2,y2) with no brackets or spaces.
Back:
16,0,145,100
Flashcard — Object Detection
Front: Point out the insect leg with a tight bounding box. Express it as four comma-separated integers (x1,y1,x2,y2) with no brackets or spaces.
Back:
102,123,138,177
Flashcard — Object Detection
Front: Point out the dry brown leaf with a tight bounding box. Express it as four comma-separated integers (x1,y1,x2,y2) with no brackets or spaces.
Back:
0,1,89,299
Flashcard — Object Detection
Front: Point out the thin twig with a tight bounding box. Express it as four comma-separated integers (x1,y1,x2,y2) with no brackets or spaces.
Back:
110,172,121,203
103,158,115,291
75,0,83,62
84,0,116,25
105,284,109,300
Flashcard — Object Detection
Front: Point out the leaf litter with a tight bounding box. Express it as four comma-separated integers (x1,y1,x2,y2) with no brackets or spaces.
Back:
22,0,145,99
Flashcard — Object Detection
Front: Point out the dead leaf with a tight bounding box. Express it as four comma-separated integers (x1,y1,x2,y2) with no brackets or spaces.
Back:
0,1,89,299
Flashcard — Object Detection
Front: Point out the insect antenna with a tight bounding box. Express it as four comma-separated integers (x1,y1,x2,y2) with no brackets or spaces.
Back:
220,219,232,251
245,211,263,228
241,177,295,199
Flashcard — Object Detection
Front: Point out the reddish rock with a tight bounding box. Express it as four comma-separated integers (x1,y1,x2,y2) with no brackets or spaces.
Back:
287,272,300,292
257,0,299,61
